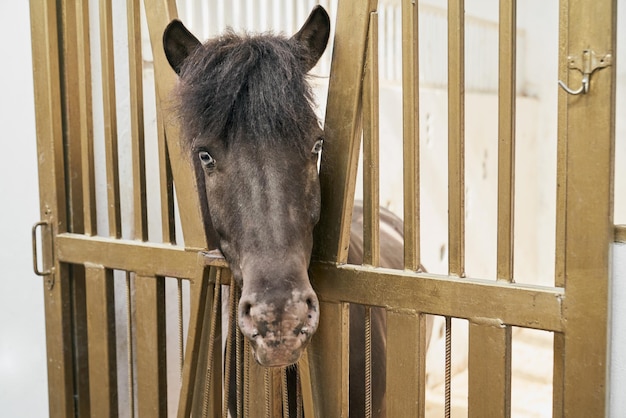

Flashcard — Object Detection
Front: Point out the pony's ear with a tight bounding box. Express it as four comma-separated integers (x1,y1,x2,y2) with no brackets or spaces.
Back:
292,5,330,72
163,20,201,75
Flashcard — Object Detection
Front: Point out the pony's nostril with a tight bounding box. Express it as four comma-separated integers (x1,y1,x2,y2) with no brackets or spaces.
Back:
240,300,252,318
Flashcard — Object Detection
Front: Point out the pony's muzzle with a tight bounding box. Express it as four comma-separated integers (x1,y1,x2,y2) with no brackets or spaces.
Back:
237,289,320,367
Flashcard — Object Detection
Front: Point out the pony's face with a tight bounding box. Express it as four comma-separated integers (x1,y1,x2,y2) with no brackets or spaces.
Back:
164,6,330,367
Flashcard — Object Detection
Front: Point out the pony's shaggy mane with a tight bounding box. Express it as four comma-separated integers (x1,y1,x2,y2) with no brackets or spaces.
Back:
175,30,319,149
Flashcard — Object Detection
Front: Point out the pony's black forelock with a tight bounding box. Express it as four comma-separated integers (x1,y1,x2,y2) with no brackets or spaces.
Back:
174,30,320,152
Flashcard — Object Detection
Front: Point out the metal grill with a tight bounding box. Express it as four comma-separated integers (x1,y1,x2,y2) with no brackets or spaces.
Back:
29,0,617,417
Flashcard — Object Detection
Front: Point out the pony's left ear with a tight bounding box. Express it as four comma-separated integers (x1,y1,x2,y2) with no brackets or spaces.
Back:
292,5,330,72
163,20,201,75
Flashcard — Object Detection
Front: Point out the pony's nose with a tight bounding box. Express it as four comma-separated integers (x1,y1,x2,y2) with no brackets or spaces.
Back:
238,289,320,367
237,289,320,341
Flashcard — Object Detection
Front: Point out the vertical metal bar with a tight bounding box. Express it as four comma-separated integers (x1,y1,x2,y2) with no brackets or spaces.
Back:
314,0,377,264
143,0,208,250
127,0,148,242
156,104,176,244
497,0,517,283
363,11,380,268
386,310,426,418
559,0,615,415
201,270,222,417
85,265,118,418
308,302,350,417
221,278,237,418
467,3,515,417
29,0,74,415
75,0,97,235
177,267,209,418
553,0,569,414
468,321,512,418
177,278,184,379
59,0,87,235
282,368,290,418
135,275,167,417
298,350,315,417
191,268,222,418
402,0,421,271
447,0,465,278
263,367,283,418
99,0,122,238
125,272,135,418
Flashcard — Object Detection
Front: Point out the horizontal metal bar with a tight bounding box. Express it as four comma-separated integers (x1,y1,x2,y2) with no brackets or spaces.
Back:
309,262,565,332
55,233,202,279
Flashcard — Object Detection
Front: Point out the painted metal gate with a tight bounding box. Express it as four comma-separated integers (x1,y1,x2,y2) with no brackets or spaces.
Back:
30,0,616,417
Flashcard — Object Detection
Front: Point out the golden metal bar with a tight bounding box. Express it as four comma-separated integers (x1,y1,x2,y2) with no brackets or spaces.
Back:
263,368,283,417
470,4,516,416
447,0,465,277
362,11,380,268
468,322,512,418
553,2,569,414
29,0,74,415
246,343,268,417
298,350,316,417
177,267,212,418
200,270,222,418
282,368,290,418
125,272,135,417
58,1,82,234
56,233,200,278
220,276,236,418
128,0,148,241
143,0,208,250
85,264,118,418
156,99,176,244
496,0,516,282
314,0,378,264
308,302,350,417
60,0,94,235
99,0,122,238
402,0,421,271
76,0,96,236
559,0,615,415
310,262,564,332
135,274,167,417
386,310,426,418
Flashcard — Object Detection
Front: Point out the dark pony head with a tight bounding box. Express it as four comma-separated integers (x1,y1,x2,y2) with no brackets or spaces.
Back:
163,6,330,367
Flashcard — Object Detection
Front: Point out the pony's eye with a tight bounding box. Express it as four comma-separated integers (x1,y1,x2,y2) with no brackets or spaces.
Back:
311,139,323,154
198,151,216,169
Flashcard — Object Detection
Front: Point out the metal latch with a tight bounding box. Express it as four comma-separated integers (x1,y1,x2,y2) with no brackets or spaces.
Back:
558,49,612,95
32,220,55,289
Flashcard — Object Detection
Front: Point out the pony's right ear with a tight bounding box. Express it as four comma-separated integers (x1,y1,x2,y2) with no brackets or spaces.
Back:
292,6,331,72
163,20,201,75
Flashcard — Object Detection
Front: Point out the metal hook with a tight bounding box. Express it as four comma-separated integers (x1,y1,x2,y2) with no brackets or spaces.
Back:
558,73,589,95
558,50,612,96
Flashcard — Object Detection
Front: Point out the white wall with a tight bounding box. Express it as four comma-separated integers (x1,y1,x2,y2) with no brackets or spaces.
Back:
0,2,49,417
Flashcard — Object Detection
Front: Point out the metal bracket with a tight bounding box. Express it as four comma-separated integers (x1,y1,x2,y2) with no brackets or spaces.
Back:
558,49,612,95
32,220,55,289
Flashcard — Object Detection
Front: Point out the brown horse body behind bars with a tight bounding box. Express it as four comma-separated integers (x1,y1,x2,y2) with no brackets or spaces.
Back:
163,7,431,416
